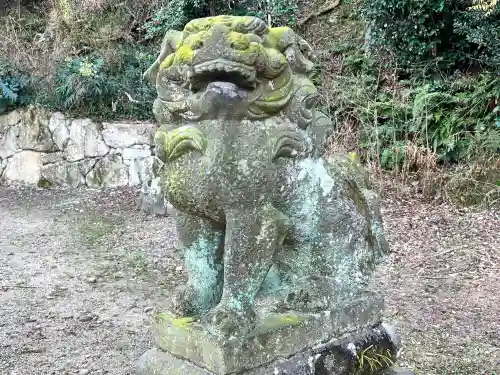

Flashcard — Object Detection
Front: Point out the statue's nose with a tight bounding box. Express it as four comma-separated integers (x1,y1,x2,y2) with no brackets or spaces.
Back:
198,82,248,118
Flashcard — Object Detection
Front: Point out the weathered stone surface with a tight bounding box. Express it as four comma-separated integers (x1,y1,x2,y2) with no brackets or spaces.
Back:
137,348,211,375
123,145,152,160
0,126,18,159
383,368,416,375
139,15,396,366
49,112,71,150
139,320,409,375
42,159,96,188
102,122,156,149
138,174,168,216
0,157,7,179
0,109,156,188
127,156,154,186
3,151,42,184
41,152,64,165
65,119,109,162
17,105,56,152
0,109,22,133
0,106,56,158
137,156,176,215
123,144,154,186
153,295,383,375
85,155,128,188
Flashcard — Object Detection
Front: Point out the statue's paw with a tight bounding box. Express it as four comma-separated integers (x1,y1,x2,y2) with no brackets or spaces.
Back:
171,285,199,316
203,302,256,338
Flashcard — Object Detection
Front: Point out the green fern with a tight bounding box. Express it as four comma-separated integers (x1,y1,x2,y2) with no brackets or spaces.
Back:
478,129,500,152
0,61,30,114
357,345,395,371
0,81,18,102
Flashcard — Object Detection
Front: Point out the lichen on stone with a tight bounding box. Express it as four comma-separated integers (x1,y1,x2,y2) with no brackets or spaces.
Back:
145,15,390,340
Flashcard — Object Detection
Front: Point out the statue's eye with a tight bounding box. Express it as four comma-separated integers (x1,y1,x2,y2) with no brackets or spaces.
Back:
272,133,306,161
155,126,207,162
192,39,204,50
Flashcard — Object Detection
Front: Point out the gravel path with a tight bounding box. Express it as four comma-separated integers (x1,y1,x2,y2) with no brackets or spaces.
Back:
0,187,498,375
375,197,500,375
0,187,182,375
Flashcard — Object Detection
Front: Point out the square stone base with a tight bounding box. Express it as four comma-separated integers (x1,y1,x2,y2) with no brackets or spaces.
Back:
136,293,394,375
136,321,411,375
137,348,211,375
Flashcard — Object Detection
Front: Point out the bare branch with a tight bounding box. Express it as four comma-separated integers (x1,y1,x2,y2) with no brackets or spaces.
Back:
298,0,341,27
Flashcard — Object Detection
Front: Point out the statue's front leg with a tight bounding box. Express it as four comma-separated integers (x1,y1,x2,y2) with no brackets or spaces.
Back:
173,212,224,317
204,204,289,337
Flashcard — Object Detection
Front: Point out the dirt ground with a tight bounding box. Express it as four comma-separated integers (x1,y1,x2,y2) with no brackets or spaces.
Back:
0,187,499,375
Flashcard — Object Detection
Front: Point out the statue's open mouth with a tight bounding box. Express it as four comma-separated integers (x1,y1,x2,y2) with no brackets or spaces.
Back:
188,58,256,92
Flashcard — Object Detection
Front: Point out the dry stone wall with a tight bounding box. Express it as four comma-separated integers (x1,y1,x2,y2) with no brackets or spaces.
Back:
0,105,157,188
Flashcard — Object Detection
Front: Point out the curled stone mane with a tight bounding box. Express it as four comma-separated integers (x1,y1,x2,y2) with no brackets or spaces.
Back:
144,15,328,145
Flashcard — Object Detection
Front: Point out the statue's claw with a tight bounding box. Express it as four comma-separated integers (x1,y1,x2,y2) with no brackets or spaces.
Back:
203,302,257,338
171,285,199,316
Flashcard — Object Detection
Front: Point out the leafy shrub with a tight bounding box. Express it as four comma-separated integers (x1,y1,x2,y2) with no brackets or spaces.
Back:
106,46,158,120
360,0,500,71
60,5,132,50
454,2,500,68
141,0,211,40
55,55,109,110
371,74,499,165
239,0,299,26
141,0,300,40
51,46,157,120
360,0,468,70
321,49,499,168
0,61,30,114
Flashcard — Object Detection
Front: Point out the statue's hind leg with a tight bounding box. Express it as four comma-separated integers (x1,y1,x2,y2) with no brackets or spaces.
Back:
172,212,224,317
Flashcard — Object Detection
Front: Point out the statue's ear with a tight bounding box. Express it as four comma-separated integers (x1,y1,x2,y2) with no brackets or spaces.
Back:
272,131,308,161
143,30,183,85
143,64,158,85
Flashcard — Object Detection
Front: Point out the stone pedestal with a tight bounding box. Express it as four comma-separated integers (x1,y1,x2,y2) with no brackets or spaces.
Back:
136,294,413,375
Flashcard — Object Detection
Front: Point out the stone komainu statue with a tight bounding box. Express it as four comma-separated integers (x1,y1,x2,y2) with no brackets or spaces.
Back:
145,15,390,339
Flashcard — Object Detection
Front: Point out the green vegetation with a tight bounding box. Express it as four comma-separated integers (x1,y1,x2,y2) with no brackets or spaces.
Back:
48,49,157,119
77,216,119,247
140,0,298,40
0,60,31,114
360,0,500,72
356,345,394,372
0,0,498,205
308,0,499,206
